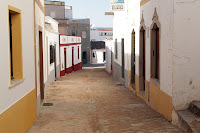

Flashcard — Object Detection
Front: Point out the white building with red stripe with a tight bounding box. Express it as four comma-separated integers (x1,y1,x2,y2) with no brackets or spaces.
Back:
59,35,82,77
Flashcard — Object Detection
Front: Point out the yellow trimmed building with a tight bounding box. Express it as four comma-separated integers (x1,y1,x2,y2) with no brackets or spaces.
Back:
0,1,36,133
110,0,200,125
0,0,45,132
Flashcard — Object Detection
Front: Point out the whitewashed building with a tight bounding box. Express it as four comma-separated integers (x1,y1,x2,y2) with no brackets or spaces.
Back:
90,27,113,42
59,35,82,76
105,38,114,74
91,41,106,64
45,16,60,85
110,0,200,130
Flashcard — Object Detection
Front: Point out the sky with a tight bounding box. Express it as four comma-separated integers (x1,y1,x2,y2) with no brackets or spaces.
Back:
63,0,113,27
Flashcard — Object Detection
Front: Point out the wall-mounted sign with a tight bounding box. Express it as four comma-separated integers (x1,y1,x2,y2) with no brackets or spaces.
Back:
110,0,124,11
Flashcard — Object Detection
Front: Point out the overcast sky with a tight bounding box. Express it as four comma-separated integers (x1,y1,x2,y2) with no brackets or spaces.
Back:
63,0,113,27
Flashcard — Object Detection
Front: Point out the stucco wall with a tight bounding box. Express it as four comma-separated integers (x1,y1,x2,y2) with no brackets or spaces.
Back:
0,1,36,132
105,40,114,73
0,0,35,114
172,0,200,110
35,2,45,98
60,45,82,70
45,16,60,85
91,49,106,63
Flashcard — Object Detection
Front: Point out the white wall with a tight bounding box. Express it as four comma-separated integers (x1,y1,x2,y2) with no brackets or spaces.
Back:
106,40,114,73
90,30,113,41
125,0,174,97
44,16,60,83
35,2,45,97
0,0,35,114
172,0,200,110
113,10,127,67
60,45,82,71
91,49,106,63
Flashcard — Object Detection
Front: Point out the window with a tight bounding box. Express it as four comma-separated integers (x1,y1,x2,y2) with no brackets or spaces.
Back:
151,24,160,80
139,26,146,92
115,39,118,59
82,31,86,38
131,30,136,86
9,6,23,81
151,8,160,81
50,45,55,64
93,52,95,57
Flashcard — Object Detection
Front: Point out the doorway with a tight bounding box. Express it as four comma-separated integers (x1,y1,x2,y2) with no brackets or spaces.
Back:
121,38,125,79
103,52,106,62
139,27,146,93
131,31,136,87
72,47,74,71
39,31,44,100
54,44,57,80
83,51,87,63
64,48,67,73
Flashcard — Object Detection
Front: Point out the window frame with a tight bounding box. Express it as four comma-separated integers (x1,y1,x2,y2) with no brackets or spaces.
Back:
150,8,161,85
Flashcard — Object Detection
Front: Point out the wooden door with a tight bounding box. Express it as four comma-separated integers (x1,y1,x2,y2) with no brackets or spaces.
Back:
39,31,44,99
64,49,67,73
72,47,74,71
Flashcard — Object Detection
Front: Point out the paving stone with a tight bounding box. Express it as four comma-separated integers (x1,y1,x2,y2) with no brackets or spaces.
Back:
27,66,181,133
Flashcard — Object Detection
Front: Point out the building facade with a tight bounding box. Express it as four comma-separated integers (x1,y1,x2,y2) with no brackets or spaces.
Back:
90,27,113,42
59,35,82,76
45,1,91,64
66,21,91,64
110,0,200,128
91,41,106,64
45,16,60,85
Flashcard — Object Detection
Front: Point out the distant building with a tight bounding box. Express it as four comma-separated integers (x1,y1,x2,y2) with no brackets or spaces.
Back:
59,35,82,76
65,5,73,21
45,0,91,64
45,1,65,19
91,41,106,64
91,27,113,42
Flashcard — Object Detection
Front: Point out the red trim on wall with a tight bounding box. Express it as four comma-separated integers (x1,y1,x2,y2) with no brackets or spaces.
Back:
66,66,73,74
60,62,82,76
74,62,82,71
60,70,65,77
60,43,82,47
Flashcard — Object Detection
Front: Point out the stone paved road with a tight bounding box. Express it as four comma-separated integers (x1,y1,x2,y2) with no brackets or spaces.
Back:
28,65,181,133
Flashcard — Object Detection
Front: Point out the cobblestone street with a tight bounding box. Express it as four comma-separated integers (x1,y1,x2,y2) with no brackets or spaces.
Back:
28,65,181,133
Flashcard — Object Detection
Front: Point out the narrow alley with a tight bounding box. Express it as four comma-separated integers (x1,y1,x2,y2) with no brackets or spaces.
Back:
28,65,181,133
